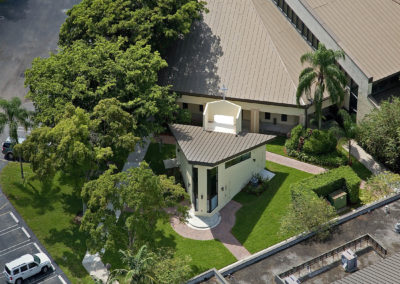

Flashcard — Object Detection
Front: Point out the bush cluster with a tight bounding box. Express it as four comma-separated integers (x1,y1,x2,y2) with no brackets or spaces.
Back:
285,125,346,167
243,176,270,196
290,166,361,204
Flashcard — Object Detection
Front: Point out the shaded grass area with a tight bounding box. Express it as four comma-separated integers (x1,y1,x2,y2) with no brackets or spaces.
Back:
232,161,312,253
265,135,371,180
266,136,288,157
144,142,176,175
0,163,92,283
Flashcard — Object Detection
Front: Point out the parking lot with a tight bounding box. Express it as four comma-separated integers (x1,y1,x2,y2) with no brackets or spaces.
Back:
0,192,68,284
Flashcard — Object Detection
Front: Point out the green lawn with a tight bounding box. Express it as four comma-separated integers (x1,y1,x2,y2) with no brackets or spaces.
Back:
266,136,289,157
144,142,176,175
0,163,92,284
232,161,312,253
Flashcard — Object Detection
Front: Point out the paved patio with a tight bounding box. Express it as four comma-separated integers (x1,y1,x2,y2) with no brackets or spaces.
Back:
170,200,251,260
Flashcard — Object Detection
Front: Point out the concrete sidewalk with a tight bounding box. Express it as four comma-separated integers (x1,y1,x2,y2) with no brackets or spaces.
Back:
266,151,326,174
342,140,387,175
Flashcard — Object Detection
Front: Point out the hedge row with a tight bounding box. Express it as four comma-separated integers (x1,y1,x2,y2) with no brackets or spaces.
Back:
290,166,361,204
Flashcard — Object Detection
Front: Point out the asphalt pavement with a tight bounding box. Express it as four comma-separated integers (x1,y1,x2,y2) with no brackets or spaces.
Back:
0,0,81,283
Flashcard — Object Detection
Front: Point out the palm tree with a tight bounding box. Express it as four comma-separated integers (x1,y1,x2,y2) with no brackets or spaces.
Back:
107,245,156,284
334,109,358,166
0,97,31,179
296,43,347,129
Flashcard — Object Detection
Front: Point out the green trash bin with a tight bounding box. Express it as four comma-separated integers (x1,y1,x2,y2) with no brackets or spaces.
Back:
328,190,347,210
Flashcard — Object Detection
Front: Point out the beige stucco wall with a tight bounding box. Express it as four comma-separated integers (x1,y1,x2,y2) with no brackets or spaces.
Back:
178,145,266,217
259,111,299,125
176,145,193,202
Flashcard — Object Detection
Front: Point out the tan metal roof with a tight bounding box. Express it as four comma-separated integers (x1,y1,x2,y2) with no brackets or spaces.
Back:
169,124,274,166
160,0,312,106
302,0,400,81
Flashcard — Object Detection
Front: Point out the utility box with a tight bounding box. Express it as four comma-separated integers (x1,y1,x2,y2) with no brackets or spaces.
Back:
328,190,347,210
342,249,357,272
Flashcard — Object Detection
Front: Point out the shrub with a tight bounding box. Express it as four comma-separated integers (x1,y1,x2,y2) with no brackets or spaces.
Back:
357,97,400,173
290,166,361,204
302,129,337,155
243,177,270,196
286,148,347,167
360,172,400,204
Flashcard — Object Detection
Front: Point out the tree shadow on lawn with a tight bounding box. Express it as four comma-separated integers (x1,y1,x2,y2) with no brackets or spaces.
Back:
8,180,61,214
232,170,289,247
44,224,89,279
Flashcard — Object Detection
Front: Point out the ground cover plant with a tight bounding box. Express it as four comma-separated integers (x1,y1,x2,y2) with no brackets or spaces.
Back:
232,161,312,253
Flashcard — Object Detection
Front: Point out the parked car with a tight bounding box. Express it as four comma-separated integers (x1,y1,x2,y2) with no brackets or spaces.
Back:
3,253,52,284
2,137,25,160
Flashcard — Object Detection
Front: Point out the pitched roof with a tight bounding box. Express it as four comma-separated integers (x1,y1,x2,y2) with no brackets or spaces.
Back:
334,253,400,284
160,0,312,106
169,124,274,166
301,0,400,81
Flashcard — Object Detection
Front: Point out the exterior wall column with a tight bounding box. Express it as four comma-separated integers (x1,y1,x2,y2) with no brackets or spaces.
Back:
250,109,260,133
299,113,306,126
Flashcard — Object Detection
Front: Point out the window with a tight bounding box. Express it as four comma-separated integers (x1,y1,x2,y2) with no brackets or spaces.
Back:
13,269,20,275
225,152,251,169
5,266,10,275
182,103,188,109
281,114,288,122
199,105,203,112
264,112,271,120
20,265,28,272
29,263,38,269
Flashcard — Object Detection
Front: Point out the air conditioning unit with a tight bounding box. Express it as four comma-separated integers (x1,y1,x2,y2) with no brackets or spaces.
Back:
342,249,357,272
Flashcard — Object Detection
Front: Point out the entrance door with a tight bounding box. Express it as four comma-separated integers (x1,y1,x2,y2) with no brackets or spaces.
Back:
192,167,198,211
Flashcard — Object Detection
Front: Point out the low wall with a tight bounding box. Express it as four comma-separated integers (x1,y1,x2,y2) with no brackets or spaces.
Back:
187,268,228,284
187,192,400,283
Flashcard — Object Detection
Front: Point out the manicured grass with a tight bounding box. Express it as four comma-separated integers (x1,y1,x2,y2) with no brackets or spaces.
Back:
155,221,236,275
144,142,176,175
266,136,289,157
232,161,312,253
337,138,372,180
0,163,92,284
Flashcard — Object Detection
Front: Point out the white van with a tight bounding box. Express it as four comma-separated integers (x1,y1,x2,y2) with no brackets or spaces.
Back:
3,253,52,284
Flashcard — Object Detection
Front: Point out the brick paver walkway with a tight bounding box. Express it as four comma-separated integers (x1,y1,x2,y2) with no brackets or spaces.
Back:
266,151,326,174
170,200,251,260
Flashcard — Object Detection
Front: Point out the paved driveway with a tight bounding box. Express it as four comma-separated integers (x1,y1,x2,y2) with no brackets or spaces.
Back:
0,0,79,102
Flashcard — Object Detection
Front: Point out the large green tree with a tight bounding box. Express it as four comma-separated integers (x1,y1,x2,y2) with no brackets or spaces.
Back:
357,97,400,173
80,163,188,254
0,97,31,179
58,0,207,54
25,38,178,136
296,43,347,129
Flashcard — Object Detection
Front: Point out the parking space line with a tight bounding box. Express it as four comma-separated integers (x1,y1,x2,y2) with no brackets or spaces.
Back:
0,226,20,237
58,275,67,284
0,210,12,217
0,223,17,234
0,202,7,211
34,242,42,253
0,241,32,257
0,239,30,254
22,227,31,238
10,212,19,223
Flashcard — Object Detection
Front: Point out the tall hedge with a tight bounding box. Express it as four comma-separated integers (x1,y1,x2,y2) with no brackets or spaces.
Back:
290,166,361,204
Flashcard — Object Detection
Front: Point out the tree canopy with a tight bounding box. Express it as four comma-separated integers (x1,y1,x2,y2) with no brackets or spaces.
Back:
25,38,179,136
80,163,188,253
357,97,400,173
296,43,347,129
59,0,207,54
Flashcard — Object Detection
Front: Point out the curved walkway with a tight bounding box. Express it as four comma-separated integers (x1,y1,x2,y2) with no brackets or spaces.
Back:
170,200,251,260
266,151,326,174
